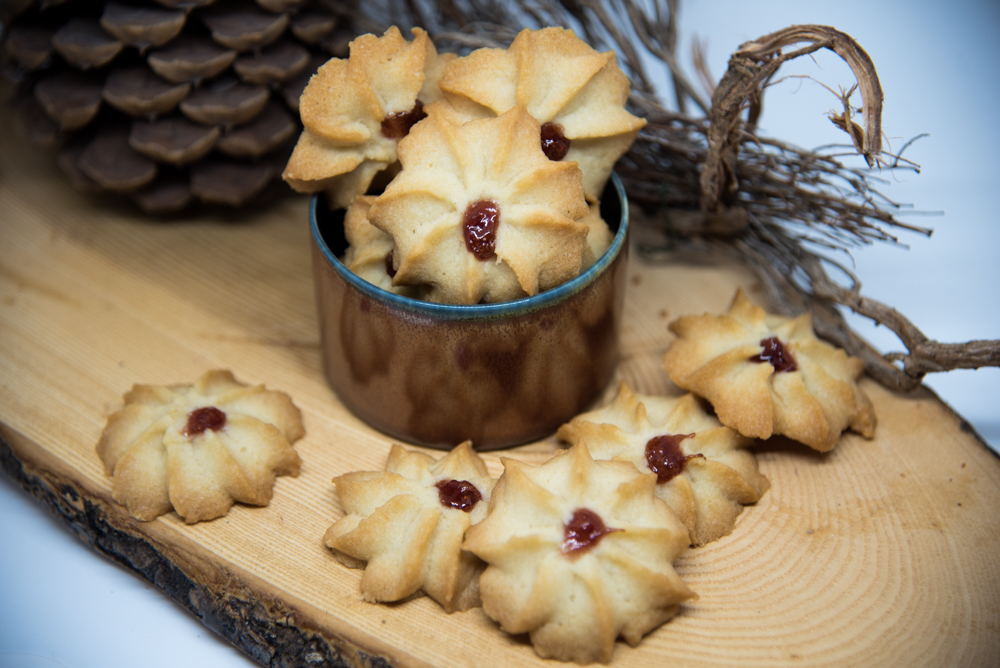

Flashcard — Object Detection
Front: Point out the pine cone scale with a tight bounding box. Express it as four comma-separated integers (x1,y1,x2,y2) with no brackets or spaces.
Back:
100,2,187,51
130,116,221,164
103,66,192,118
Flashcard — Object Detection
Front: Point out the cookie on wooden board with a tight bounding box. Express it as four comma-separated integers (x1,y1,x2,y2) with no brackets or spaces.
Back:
463,442,694,664
664,289,876,451
324,441,495,613
96,369,303,523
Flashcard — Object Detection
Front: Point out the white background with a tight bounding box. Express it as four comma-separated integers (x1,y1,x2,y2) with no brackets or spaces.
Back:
2,2,997,667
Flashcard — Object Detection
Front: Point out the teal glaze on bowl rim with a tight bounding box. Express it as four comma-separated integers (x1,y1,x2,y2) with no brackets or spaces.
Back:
310,172,629,322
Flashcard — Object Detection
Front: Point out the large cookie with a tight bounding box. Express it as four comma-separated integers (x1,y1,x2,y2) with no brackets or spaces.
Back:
367,103,590,304
463,442,694,664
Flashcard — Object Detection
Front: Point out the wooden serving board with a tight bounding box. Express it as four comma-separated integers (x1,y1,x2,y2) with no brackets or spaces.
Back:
2,102,999,668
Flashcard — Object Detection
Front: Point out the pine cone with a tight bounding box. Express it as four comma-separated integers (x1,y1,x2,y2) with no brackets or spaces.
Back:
1,0,358,213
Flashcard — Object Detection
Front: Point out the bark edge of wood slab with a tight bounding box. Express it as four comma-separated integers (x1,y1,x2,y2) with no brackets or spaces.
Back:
0,426,395,668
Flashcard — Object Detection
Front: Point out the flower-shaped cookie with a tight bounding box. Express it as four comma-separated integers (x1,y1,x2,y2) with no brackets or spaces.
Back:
664,289,877,451
368,104,590,304
341,194,423,297
439,26,646,201
324,441,495,613
463,442,694,664
283,26,453,208
558,382,769,546
96,370,303,523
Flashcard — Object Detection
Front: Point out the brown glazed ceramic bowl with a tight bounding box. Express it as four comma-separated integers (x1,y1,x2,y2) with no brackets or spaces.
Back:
310,174,629,450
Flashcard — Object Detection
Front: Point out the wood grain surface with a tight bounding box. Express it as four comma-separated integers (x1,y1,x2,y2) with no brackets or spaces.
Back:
1,98,999,668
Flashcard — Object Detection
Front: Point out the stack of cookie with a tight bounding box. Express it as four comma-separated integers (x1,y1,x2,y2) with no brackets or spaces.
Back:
283,26,645,304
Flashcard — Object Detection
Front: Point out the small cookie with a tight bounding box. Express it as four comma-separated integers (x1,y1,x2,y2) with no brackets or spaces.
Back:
439,26,646,202
96,370,303,523
368,104,590,304
663,289,876,451
324,441,495,613
558,382,770,546
579,200,614,270
283,26,453,208
341,194,423,297
463,442,694,664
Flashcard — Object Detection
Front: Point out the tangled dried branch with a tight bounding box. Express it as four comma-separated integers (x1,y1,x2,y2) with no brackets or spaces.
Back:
343,0,1000,390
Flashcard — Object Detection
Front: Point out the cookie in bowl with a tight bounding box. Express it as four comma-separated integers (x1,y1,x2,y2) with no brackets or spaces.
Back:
310,173,629,449
283,26,453,208
438,26,646,202
368,103,591,304
341,194,424,298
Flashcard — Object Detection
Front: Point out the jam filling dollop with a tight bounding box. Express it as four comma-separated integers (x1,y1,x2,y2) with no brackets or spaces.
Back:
384,250,396,278
645,433,703,484
751,336,797,372
540,122,571,161
562,508,620,557
183,406,226,437
436,479,482,512
380,100,427,139
462,199,500,260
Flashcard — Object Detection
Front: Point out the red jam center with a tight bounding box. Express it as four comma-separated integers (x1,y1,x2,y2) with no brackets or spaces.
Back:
183,406,226,437
435,479,482,512
645,433,702,484
384,250,396,278
751,336,797,372
540,122,571,161
462,200,499,260
380,100,427,139
562,508,620,557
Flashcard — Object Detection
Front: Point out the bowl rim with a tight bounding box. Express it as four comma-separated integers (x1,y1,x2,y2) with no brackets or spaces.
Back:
311,172,629,321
